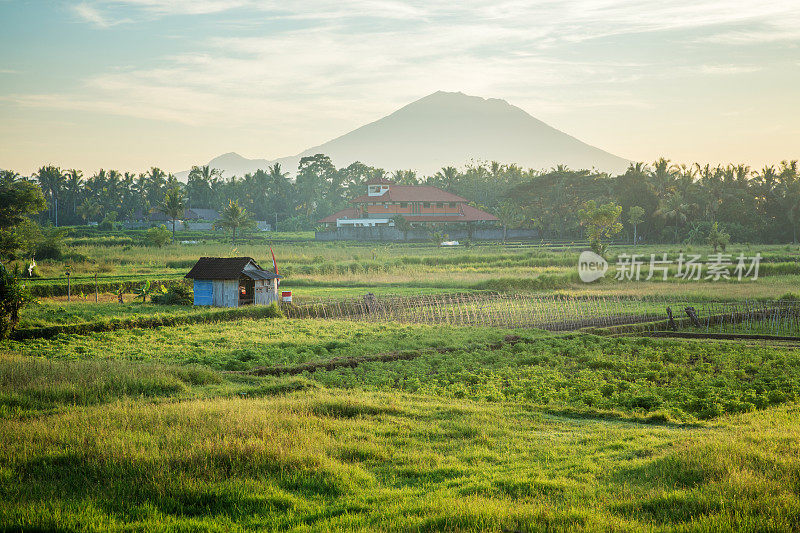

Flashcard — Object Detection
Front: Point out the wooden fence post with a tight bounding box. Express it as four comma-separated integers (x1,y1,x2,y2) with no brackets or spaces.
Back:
66,271,71,302
94,273,98,303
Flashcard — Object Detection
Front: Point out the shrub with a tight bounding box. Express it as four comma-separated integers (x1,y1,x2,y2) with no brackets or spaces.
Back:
145,225,172,248
707,222,731,253
0,263,33,339
778,292,800,301
265,301,284,318
151,283,194,305
34,226,67,260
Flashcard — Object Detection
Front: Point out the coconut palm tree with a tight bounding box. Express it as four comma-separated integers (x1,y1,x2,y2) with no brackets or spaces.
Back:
158,187,185,243
649,158,677,198
0,170,19,187
76,198,101,225
266,163,292,222
432,166,459,189
36,165,64,226
655,192,689,243
784,181,800,244
495,201,522,243
64,169,83,222
215,200,255,244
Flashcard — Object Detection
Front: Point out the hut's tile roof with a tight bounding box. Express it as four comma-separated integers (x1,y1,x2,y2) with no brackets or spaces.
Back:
185,257,280,280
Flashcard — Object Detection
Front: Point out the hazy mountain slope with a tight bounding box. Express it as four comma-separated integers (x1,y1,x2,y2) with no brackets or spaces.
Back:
182,91,629,178
174,152,271,180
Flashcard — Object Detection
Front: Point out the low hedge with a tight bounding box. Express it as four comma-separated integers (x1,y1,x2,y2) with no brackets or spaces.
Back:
11,304,284,340
25,278,184,298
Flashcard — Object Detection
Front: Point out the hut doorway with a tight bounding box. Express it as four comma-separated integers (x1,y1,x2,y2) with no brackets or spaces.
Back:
239,277,255,306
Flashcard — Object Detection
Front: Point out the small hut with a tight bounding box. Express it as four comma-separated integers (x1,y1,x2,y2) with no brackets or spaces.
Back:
185,257,281,307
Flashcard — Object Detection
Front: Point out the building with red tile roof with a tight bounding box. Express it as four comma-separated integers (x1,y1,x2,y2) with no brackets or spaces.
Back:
318,180,498,228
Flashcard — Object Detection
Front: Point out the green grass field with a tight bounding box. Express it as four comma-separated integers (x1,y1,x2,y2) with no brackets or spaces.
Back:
4,235,800,530
4,317,800,530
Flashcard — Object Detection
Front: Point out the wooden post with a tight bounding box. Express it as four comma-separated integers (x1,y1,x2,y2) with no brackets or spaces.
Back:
66,271,71,302
94,273,98,303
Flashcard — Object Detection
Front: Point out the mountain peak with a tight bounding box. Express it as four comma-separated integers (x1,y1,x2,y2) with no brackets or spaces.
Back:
182,92,629,179
409,90,511,108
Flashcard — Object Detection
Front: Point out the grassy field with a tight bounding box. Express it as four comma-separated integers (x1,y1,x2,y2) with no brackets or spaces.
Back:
4,234,800,530
18,238,800,301
3,318,800,530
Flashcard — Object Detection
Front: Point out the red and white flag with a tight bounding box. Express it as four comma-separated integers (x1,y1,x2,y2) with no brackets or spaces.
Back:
270,246,278,275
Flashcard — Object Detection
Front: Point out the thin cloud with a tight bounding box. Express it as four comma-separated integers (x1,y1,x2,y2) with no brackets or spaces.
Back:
698,64,762,75
11,0,800,164
72,2,130,27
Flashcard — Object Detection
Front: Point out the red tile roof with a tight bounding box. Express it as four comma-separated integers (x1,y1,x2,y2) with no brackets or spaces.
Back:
317,207,359,224
317,204,498,224
407,204,499,222
350,185,468,203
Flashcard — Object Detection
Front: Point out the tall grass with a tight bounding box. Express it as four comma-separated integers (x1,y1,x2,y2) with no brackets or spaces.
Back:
2,388,800,530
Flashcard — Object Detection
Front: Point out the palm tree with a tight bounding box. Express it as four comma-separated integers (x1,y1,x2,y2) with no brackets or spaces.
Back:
143,167,167,210
0,170,19,186
77,198,101,225
36,165,64,226
187,165,220,209
267,163,292,222
649,158,677,197
432,166,459,189
784,181,800,243
158,187,185,243
215,200,255,244
655,192,689,243
495,201,522,243
391,169,418,185
64,169,83,222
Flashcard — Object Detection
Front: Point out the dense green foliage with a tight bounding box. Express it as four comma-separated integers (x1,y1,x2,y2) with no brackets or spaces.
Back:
9,156,800,241
0,171,47,260
150,283,194,305
0,264,32,339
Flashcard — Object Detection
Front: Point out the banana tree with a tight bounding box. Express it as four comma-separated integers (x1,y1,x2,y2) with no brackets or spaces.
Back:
134,280,152,303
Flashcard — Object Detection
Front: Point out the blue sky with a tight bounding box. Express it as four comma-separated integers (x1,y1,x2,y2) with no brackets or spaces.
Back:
1,0,799,175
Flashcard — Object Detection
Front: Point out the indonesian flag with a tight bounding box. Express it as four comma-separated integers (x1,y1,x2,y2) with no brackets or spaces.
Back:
270,246,278,275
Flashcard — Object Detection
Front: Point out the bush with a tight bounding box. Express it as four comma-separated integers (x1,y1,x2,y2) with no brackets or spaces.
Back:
265,301,284,318
145,225,172,248
151,283,194,305
0,263,33,339
34,226,67,260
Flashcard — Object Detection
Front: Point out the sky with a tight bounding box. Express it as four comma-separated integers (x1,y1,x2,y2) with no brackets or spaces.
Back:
1,0,799,176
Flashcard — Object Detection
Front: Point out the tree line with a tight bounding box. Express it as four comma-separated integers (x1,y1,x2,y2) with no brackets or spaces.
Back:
3,155,800,243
